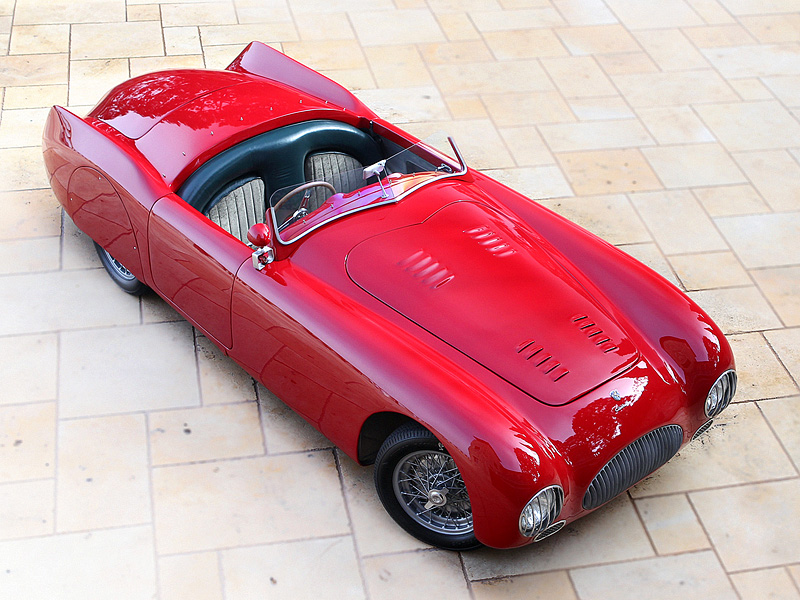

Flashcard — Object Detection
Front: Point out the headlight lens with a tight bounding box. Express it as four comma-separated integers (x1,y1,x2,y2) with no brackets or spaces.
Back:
519,485,563,538
705,370,737,418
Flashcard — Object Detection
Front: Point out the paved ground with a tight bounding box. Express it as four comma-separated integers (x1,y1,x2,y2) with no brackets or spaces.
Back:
1,0,799,598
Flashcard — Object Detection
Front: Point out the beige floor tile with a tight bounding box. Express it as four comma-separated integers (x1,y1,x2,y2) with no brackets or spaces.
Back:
612,70,738,107
0,237,58,275
553,0,617,26
319,67,375,91
281,40,365,72
9,24,69,55
682,24,758,47
0,479,53,540
720,0,800,14
435,12,481,41
643,142,748,187
365,45,432,88
637,106,715,145
152,452,349,553
668,251,751,290
352,87,449,124
634,29,710,71
570,551,736,600
634,494,710,554
419,40,493,65
693,184,770,217
141,294,183,324
232,0,293,23
13,0,125,25
0,53,68,88
0,525,156,599
732,567,800,600
60,215,100,271
729,333,799,401
161,2,236,27
0,107,50,147
446,96,487,119
484,29,568,60
201,22,298,46
164,27,202,56
430,60,554,96
540,119,653,152
596,52,659,75
482,92,574,127
619,242,682,286
730,77,776,100
696,101,800,152
129,55,205,78
295,12,354,41
702,44,800,78
471,8,565,31
160,552,222,600
222,536,365,599
555,24,639,56
364,550,470,600
766,327,800,383
740,14,800,43
463,495,653,579
557,149,662,195
604,0,704,29
500,127,555,166
716,212,800,268
0,402,54,483
59,322,200,418
630,190,728,254
0,147,50,190
567,97,633,121
68,58,128,106
197,336,255,405
689,286,783,333
71,22,163,60
337,453,427,556
762,75,800,106
351,9,444,46
752,267,800,326
542,56,617,98
688,0,740,22
733,150,800,212
484,166,573,199
538,195,650,245
56,414,150,532
127,4,161,22
760,396,800,469
631,403,795,497
0,190,60,240
2,84,66,109
691,479,800,570
472,571,578,600
257,384,331,453
405,119,515,169
149,402,263,466
0,333,57,405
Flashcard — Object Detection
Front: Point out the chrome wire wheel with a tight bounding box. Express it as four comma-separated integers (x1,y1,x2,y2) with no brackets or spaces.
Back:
103,248,136,281
392,449,473,535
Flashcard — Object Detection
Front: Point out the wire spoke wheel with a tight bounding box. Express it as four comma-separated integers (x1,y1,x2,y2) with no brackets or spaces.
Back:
392,449,473,535
104,249,136,281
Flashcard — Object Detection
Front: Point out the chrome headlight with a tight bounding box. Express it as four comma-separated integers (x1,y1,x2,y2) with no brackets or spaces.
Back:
705,370,737,418
519,485,563,539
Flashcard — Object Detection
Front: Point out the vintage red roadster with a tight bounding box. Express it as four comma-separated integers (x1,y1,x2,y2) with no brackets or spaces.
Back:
42,42,736,550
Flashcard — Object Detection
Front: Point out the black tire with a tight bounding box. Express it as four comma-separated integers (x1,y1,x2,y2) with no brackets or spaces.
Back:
374,423,482,551
94,242,147,296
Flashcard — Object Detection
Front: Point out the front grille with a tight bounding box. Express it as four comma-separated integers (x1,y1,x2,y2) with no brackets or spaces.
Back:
583,425,683,510
692,419,714,441
534,520,565,542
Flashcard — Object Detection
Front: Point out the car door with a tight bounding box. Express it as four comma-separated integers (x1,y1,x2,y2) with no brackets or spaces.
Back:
148,193,251,348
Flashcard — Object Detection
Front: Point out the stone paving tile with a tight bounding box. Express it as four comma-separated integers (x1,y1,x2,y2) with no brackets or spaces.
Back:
636,106,715,145
716,213,800,268
159,552,223,600
71,21,164,60
642,143,746,188
471,571,578,600
731,567,800,600
696,101,800,152
0,333,57,405
693,286,783,333
196,335,256,405
557,149,662,195
760,397,800,468
0,402,55,483
2,84,66,109
257,384,331,453
668,251,751,291
752,267,800,327
733,150,800,212
538,195,650,245
364,550,471,600
766,328,800,385
633,494,711,555
728,333,799,401
0,479,54,540
693,184,770,217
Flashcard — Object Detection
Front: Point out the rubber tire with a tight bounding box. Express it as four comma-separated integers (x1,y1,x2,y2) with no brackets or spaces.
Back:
374,423,482,551
94,242,147,296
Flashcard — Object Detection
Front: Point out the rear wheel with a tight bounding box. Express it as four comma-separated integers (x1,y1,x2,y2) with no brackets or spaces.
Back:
94,242,147,296
374,423,481,550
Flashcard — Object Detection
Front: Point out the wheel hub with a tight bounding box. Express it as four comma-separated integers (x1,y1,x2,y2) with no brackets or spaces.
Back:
425,488,448,509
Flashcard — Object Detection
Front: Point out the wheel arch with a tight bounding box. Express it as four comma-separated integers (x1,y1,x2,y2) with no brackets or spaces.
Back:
357,411,416,465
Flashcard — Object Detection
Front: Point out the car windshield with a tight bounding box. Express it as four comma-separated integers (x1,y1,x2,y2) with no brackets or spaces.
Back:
269,132,466,244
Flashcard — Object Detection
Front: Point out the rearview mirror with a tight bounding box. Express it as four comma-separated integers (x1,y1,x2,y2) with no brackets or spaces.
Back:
247,223,274,270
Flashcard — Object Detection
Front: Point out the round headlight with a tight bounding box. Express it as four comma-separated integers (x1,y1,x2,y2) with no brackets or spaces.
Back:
705,370,737,418
519,485,563,538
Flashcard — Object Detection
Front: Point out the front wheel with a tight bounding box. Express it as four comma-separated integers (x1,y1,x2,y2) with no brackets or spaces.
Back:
374,423,481,551
94,242,147,296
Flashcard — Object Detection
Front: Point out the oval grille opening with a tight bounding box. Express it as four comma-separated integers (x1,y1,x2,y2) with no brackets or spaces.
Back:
583,425,683,510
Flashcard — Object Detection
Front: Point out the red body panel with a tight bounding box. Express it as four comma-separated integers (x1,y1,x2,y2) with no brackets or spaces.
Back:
42,44,735,549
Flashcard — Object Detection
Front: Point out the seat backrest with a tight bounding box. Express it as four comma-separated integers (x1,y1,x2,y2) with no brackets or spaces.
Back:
205,178,265,243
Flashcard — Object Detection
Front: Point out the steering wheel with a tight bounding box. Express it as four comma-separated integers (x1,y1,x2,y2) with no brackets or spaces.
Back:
273,181,336,210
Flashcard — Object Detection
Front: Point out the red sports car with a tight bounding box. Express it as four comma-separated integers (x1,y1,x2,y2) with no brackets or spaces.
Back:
42,41,736,551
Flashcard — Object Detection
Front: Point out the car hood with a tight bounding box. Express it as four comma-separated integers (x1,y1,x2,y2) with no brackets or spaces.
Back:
346,201,640,406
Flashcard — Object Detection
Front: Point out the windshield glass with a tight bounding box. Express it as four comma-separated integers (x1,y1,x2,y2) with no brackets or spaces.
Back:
269,132,465,244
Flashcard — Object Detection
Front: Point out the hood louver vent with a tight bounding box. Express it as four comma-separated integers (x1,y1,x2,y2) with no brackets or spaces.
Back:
516,339,569,382
398,250,454,290
573,315,619,354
